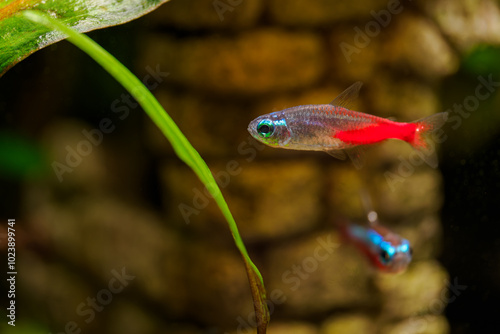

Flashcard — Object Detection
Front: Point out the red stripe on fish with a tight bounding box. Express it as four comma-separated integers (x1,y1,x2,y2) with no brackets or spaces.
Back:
335,121,417,145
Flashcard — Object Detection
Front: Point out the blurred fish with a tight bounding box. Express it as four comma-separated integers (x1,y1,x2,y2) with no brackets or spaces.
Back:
340,222,412,273
248,82,448,167
339,191,412,273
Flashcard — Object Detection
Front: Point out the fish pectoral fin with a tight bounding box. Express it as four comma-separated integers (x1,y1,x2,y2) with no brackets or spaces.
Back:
329,81,363,110
345,145,368,170
324,149,347,160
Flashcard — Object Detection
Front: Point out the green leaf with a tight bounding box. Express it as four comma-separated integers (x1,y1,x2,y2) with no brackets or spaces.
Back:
462,45,500,76
0,130,47,178
22,10,270,333
0,0,168,76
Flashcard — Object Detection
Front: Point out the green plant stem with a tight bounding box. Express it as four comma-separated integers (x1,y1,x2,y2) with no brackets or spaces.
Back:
22,9,268,333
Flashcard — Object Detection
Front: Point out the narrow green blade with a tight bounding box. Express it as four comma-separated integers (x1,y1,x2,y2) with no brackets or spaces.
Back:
22,9,270,333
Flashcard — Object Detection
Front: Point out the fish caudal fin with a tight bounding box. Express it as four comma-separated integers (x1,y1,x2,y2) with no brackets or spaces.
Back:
411,112,448,149
410,112,448,167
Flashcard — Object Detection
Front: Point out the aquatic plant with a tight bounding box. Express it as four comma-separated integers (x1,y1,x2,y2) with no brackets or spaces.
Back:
0,4,269,333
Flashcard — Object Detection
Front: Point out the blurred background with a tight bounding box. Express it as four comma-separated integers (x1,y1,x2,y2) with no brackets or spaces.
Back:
1,0,500,333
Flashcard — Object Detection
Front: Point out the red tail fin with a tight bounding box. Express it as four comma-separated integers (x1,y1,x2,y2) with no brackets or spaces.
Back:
411,112,448,150
409,112,448,167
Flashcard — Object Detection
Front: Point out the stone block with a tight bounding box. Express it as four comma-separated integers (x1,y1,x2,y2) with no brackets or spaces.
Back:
365,75,440,120
18,252,95,330
144,90,255,158
320,314,375,334
106,302,190,334
148,0,263,29
396,215,443,261
374,260,449,320
160,160,322,241
183,241,254,327
267,321,318,334
418,0,500,51
41,119,108,187
382,14,459,79
330,27,384,83
327,165,367,221
266,231,373,316
138,29,326,95
371,169,444,219
381,315,449,334
269,0,392,26
25,194,189,317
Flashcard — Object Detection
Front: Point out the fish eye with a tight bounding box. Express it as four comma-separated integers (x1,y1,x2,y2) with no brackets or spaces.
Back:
380,249,392,263
257,120,275,138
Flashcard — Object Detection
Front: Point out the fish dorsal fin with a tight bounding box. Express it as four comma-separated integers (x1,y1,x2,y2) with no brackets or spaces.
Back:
329,81,363,110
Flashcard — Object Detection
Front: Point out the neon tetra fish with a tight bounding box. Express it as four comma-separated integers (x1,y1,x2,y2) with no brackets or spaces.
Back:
248,82,448,167
339,192,412,273
340,222,412,273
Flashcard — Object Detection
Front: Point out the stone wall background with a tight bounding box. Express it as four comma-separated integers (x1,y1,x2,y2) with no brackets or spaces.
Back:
3,0,500,334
